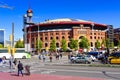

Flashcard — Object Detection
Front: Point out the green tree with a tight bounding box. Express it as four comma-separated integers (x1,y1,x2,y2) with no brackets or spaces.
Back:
36,39,42,52
79,37,90,49
95,40,100,49
15,39,24,48
50,39,56,51
61,39,67,52
106,38,110,48
117,40,120,48
101,39,106,48
110,42,114,49
69,38,78,50
0,44,3,48
74,40,79,50
105,38,114,49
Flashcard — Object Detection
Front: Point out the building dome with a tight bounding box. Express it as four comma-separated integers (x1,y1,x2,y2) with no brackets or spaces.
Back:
45,18,91,23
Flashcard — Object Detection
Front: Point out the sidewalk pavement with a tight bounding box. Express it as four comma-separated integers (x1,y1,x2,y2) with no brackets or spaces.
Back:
0,72,104,80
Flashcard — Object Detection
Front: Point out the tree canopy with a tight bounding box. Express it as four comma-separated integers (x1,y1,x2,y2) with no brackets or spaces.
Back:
36,39,42,52
0,44,3,48
61,39,67,51
50,39,56,51
101,39,106,48
95,40,100,49
110,42,114,49
15,39,24,48
117,40,120,48
79,37,90,49
69,38,78,50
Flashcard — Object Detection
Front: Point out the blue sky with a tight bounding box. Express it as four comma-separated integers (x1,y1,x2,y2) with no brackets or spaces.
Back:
0,0,120,41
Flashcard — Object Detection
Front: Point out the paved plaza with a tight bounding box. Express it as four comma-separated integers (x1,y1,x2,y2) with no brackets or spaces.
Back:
0,56,119,80
0,72,103,80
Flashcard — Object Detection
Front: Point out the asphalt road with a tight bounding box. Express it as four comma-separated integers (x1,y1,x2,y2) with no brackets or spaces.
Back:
0,56,120,80
35,65,120,80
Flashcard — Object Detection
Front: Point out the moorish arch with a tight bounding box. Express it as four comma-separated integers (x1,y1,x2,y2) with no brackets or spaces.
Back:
68,42,70,48
79,36,84,39
78,36,85,42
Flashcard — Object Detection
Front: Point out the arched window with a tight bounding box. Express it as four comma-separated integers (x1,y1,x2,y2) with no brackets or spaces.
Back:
90,36,92,39
32,44,34,48
40,38,43,41
68,42,70,47
79,36,84,39
56,36,59,40
68,36,71,40
91,42,93,47
62,36,65,39
50,37,53,40
45,37,48,40
45,43,48,47
94,36,96,39
56,43,59,47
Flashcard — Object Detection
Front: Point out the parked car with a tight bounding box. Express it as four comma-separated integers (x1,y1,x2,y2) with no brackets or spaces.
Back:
108,52,120,64
85,55,96,62
70,56,91,64
70,54,83,61
87,52,98,58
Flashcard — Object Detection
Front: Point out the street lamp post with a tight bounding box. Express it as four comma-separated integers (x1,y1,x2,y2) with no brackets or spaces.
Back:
9,23,14,72
38,23,39,54
9,34,13,72
23,14,28,52
91,23,94,50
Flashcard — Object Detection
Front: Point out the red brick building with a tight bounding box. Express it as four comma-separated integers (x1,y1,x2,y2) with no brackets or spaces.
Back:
26,18,107,50
114,28,120,46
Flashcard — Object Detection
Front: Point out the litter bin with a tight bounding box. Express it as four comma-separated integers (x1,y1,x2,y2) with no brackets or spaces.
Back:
25,65,30,75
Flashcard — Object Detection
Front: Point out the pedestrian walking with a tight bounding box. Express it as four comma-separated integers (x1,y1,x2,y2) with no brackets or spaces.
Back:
68,53,71,60
9,59,12,69
13,58,17,69
49,53,53,62
42,55,46,62
13,58,17,65
9,56,14,69
38,53,41,60
17,61,24,76
25,65,30,75
56,52,59,60
59,53,62,59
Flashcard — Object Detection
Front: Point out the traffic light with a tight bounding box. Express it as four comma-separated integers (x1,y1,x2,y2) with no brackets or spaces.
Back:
9,34,12,42
12,48,16,55
8,46,11,53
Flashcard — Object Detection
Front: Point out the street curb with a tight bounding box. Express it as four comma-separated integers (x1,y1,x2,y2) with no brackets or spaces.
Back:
45,63,120,68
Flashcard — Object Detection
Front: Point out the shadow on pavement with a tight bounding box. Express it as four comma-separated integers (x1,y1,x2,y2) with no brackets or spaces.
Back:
102,71,120,80
10,73,31,76
10,73,19,76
